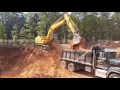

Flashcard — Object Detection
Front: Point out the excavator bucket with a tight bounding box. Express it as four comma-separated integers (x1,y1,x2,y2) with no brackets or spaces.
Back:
70,33,85,50
72,33,81,45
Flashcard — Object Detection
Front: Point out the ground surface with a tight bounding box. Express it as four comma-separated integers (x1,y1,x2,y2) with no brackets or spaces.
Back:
0,41,120,78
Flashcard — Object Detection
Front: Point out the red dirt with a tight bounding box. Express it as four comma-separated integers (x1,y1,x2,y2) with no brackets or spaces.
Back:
1,40,120,78
0,45,95,78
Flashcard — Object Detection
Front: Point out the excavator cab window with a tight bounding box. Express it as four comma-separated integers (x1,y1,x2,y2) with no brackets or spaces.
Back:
52,34,58,40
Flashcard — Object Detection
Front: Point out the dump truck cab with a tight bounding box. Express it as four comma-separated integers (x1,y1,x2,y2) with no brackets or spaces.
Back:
60,46,120,78
95,48,117,68
95,48,116,61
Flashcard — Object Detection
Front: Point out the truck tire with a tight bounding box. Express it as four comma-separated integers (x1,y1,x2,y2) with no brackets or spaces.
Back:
68,63,76,72
60,60,68,69
109,73,120,78
75,64,81,71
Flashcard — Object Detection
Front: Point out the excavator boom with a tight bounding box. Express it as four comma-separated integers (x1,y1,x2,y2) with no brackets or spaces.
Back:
46,19,66,41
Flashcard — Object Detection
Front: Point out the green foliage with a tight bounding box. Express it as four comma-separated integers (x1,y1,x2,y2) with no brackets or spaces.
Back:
0,23,5,39
13,35,17,41
0,12,120,42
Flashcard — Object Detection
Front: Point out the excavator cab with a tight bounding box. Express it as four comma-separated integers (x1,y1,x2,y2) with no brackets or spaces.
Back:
52,34,58,40
51,34,58,47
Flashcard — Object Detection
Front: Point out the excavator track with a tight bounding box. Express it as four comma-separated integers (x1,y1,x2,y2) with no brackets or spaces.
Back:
34,44,50,50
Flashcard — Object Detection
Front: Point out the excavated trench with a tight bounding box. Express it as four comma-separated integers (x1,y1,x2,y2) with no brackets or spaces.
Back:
0,45,96,78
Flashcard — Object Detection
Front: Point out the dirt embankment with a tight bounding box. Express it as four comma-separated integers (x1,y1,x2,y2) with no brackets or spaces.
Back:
0,46,60,78
0,45,95,78
1,40,120,78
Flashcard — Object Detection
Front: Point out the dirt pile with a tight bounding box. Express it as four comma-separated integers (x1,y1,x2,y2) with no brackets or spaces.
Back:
0,45,94,78
0,45,60,78
86,41,120,58
87,41,120,48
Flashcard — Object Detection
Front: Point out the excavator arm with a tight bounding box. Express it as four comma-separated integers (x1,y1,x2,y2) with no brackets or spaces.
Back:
46,13,82,44
64,14,78,33
63,14,82,45
46,14,78,40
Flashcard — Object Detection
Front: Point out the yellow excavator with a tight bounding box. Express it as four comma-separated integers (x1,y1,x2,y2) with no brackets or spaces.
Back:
35,13,85,49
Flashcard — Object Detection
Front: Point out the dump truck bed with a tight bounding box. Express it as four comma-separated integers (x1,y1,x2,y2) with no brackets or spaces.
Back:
61,49,93,66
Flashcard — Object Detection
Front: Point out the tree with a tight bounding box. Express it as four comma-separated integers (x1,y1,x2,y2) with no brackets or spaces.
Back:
0,22,5,40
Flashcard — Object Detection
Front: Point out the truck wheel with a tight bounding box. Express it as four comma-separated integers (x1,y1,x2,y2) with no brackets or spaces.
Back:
75,64,81,71
109,73,120,78
60,60,68,69
68,63,76,72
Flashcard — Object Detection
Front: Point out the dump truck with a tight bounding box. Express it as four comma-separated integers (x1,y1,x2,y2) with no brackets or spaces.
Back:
60,46,120,78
